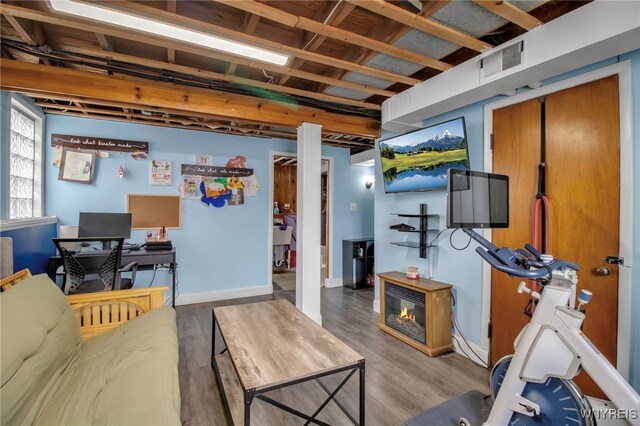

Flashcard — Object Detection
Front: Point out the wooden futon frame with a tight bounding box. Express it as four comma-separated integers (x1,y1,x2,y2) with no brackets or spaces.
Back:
0,269,168,339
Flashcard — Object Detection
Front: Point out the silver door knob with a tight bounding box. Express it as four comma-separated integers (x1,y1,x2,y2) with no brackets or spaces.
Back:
595,266,611,276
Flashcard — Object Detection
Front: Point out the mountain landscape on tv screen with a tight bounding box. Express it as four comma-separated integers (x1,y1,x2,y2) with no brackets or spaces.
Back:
379,122,470,193
380,130,465,154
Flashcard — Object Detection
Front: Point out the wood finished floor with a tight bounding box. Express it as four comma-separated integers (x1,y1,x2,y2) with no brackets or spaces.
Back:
177,287,489,425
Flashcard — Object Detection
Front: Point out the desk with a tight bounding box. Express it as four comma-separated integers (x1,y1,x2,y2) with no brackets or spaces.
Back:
48,247,177,307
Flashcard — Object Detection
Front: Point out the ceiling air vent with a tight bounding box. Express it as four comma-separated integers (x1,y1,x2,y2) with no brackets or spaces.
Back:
480,41,525,84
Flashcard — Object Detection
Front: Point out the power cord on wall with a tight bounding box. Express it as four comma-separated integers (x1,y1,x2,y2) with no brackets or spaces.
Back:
166,263,179,306
148,266,157,287
451,292,491,369
449,228,472,251
147,264,180,306
430,227,487,368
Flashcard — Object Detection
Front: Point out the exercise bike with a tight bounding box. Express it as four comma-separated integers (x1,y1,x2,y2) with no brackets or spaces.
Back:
463,228,640,425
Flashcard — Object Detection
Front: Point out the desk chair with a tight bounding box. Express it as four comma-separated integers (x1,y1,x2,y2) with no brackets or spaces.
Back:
52,238,138,295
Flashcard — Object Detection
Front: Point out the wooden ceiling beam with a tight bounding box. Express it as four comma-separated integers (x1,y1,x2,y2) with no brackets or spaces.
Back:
34,94,372,144
31,94,276,128
420,1,451,16
214,0,452,71
57,45,381,110
3,14,43,45
227,11,260,75
348,0,493,52
283,157,297,166
100,0,419,85
38,105,372,148
472,0,543,31
1,59,379,137
166,0,177,63
278,1,356,86
38,102,277,136
0,4,395,97
312,12,414,95
95,33,114,51
72,101,89,115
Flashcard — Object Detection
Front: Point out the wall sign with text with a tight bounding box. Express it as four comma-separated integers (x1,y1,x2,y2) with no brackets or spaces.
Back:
180,164,253,177
51,134,149,159
180,162,259,208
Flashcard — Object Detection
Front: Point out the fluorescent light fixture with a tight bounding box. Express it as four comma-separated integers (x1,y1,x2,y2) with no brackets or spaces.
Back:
48,0,289,66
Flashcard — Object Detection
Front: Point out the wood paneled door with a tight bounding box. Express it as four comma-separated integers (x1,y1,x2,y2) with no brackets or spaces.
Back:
491,76,621,398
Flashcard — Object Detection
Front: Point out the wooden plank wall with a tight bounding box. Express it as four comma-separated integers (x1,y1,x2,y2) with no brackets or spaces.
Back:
274,164,297,214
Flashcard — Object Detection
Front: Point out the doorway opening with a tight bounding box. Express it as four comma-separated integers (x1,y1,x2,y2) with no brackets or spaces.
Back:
270,154,331,298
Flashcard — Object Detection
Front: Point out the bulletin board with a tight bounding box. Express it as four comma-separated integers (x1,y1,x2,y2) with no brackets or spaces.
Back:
127,194,181,229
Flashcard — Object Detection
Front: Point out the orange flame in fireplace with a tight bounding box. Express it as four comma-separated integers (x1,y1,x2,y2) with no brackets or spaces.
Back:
398,307,415,321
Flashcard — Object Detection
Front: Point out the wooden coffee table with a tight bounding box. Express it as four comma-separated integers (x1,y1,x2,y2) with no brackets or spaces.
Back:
211,299,365,425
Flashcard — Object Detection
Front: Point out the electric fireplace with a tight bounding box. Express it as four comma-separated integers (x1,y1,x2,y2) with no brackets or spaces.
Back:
378,271,453,357
385,282,426,344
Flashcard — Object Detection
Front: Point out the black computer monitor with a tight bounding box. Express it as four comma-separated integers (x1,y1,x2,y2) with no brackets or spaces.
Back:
78,212,132,239
446,169,509,229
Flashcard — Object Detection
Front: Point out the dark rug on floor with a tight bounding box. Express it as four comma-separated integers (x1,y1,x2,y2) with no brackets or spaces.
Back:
406,390,492,426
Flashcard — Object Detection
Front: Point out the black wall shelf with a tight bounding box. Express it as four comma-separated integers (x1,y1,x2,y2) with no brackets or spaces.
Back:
389,204,439,259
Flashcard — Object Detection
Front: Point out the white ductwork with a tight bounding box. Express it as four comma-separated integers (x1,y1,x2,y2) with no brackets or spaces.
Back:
350,149,375,166
382,0,640,131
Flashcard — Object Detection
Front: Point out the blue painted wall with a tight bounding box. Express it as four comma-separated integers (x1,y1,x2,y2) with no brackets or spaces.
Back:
374,100,489,346
374,50,640,389
0,223,57,274
43,115,374,296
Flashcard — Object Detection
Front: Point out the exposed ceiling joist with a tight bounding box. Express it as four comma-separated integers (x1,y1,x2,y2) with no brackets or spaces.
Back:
282,158,297,166
277,1,357,86
1,59,379,137
31,93,374,147
53,44,381,110
94,33,114,51
166,0,177,63
3,14,44,45
0,4,397,98
316,8,417,96
38,103,372,148
473,0,544,31
101,0,420,86
214,0,453,71
348,0,493,52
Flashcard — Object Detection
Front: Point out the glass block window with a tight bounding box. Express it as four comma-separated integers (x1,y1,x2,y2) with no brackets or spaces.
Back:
9,107,37,219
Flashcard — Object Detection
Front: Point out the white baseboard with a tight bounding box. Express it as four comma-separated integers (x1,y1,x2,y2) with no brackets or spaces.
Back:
306,313,323,325
324,277,343,288
452,333,489,366
175,284,273,306
373,299,380,313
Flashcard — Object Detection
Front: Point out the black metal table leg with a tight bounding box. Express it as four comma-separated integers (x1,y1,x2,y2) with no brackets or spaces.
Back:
211,310,216,369
359,359,365,426
245,389,255,426
171,253,176,307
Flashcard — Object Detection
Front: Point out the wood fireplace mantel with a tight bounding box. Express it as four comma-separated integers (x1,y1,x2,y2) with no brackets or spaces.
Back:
377,271,453,357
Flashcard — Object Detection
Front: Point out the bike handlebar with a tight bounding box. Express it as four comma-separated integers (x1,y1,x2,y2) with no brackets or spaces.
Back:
463,228,580,279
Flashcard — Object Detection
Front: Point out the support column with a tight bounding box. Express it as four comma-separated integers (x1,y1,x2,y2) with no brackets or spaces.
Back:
296,122,322,325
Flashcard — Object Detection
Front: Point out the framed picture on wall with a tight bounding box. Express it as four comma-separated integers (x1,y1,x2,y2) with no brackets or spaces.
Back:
150,160,172,185
58,148,96,184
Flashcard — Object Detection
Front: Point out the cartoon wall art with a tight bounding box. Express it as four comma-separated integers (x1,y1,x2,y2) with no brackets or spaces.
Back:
181,157,259,208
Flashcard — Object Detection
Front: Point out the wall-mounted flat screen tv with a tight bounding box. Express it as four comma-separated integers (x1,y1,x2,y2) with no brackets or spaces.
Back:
379,117,470,193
